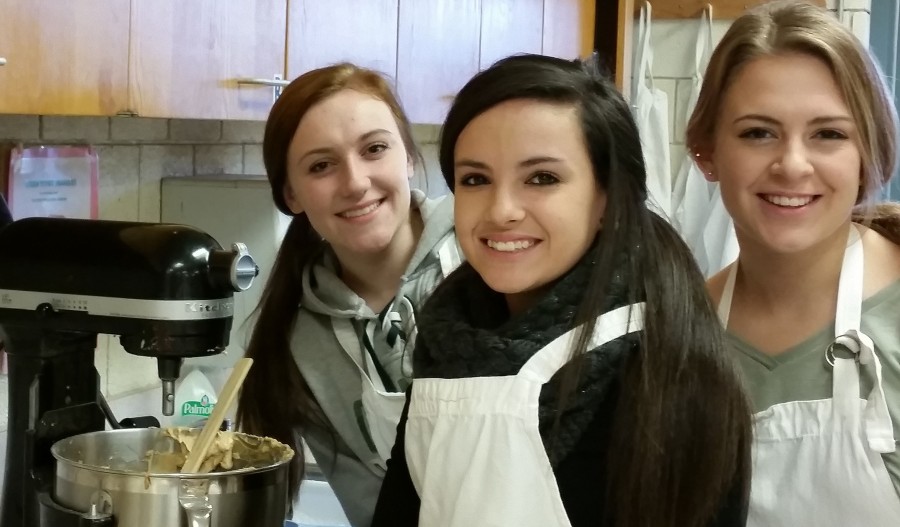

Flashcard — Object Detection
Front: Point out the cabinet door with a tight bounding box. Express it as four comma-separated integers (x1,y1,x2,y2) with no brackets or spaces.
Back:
480,0,543,69
287,0,398,81
129,0,287,120
0,0,130,116
397,0,481,125
543,0,593,60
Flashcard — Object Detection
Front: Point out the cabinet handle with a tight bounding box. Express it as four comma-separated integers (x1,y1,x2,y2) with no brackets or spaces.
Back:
236,74,289,102
0,57,6,66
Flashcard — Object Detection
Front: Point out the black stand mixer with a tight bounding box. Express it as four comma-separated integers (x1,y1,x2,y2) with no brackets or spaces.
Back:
0,217,258,527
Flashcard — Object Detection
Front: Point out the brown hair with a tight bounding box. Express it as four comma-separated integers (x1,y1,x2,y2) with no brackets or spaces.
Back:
854,202,900,244
236,63,418,497
686,0,898,202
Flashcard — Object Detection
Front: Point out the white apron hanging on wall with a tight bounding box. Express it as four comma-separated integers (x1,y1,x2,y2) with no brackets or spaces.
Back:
672,5,715,273
633,2,672,220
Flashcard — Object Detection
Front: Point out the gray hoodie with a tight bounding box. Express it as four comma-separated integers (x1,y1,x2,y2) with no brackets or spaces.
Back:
290,190,459,526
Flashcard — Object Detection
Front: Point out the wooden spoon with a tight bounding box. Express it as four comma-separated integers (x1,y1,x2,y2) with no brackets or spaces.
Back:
181,358,253,474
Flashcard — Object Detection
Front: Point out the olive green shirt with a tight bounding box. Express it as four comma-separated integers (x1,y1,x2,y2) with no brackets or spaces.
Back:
728,279,900,498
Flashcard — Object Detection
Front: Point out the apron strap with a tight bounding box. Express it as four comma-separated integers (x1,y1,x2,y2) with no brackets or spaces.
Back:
718,261,737,327
520,303,645,384
831,225,895,452
835,225,863,335
832,331,897,453
720,225,861,330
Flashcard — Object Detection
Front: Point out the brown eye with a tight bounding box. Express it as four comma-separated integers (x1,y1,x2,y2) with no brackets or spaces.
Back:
459,173,488,186
816,129,848,140
309,161,330,173
527,172,559,185
365,143,388,155
738,128,774,140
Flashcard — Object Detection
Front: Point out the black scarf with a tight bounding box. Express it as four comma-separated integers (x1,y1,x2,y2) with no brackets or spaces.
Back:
414,245,641,464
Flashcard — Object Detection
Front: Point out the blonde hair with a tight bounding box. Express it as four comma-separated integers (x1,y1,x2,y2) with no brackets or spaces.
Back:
685,0,898,202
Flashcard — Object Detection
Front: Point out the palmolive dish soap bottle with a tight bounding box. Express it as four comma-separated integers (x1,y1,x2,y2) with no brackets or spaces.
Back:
172,368,218,427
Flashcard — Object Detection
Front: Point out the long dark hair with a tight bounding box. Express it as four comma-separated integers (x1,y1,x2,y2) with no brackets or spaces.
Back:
235,63,420,497
439,54,752,527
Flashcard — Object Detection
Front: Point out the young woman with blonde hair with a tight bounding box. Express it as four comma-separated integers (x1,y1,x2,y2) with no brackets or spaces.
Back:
687,1,900,525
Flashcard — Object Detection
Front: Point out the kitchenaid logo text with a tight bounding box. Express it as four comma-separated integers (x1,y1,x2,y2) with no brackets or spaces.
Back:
184,300,233,314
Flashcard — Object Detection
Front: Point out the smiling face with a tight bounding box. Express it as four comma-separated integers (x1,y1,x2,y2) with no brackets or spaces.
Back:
283,89,413,258
702,53,862,255
453,99,606,314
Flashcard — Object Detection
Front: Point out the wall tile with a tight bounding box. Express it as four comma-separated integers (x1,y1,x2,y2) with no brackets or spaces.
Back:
673,78,696,144
411,124,441,144
0,115,40,142
844,10,871,45
243,144,265,175
195,144,242,175
106,336,161,398
414,142,448,198
97,145,140,221
139,145,193,222
222,120,265,143
827,0,871,11
43,116,110,143
169,119,221,143
111,117,168,142
640,20,732,80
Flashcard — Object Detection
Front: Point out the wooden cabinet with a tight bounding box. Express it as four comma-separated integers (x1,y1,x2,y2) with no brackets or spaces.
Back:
480,0,544,68
543,0,592,61
0,0,598,121
0,0,130,116
129,0,287,120
287,0,399,80
397,0,482,125
400,0,597,124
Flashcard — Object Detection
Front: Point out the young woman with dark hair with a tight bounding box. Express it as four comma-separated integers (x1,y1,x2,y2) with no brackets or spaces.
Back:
371,54,752,527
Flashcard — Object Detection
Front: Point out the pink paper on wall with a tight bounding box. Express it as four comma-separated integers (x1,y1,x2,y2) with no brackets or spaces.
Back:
6,145,99,220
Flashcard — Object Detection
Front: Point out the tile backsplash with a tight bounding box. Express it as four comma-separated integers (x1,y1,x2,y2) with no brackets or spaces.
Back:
0,115,444,405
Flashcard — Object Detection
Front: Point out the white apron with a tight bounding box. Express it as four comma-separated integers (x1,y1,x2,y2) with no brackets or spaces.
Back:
672,6,715,274
335,237,463,468
404,303,645,526
633,2,671,220
718,226,900,526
